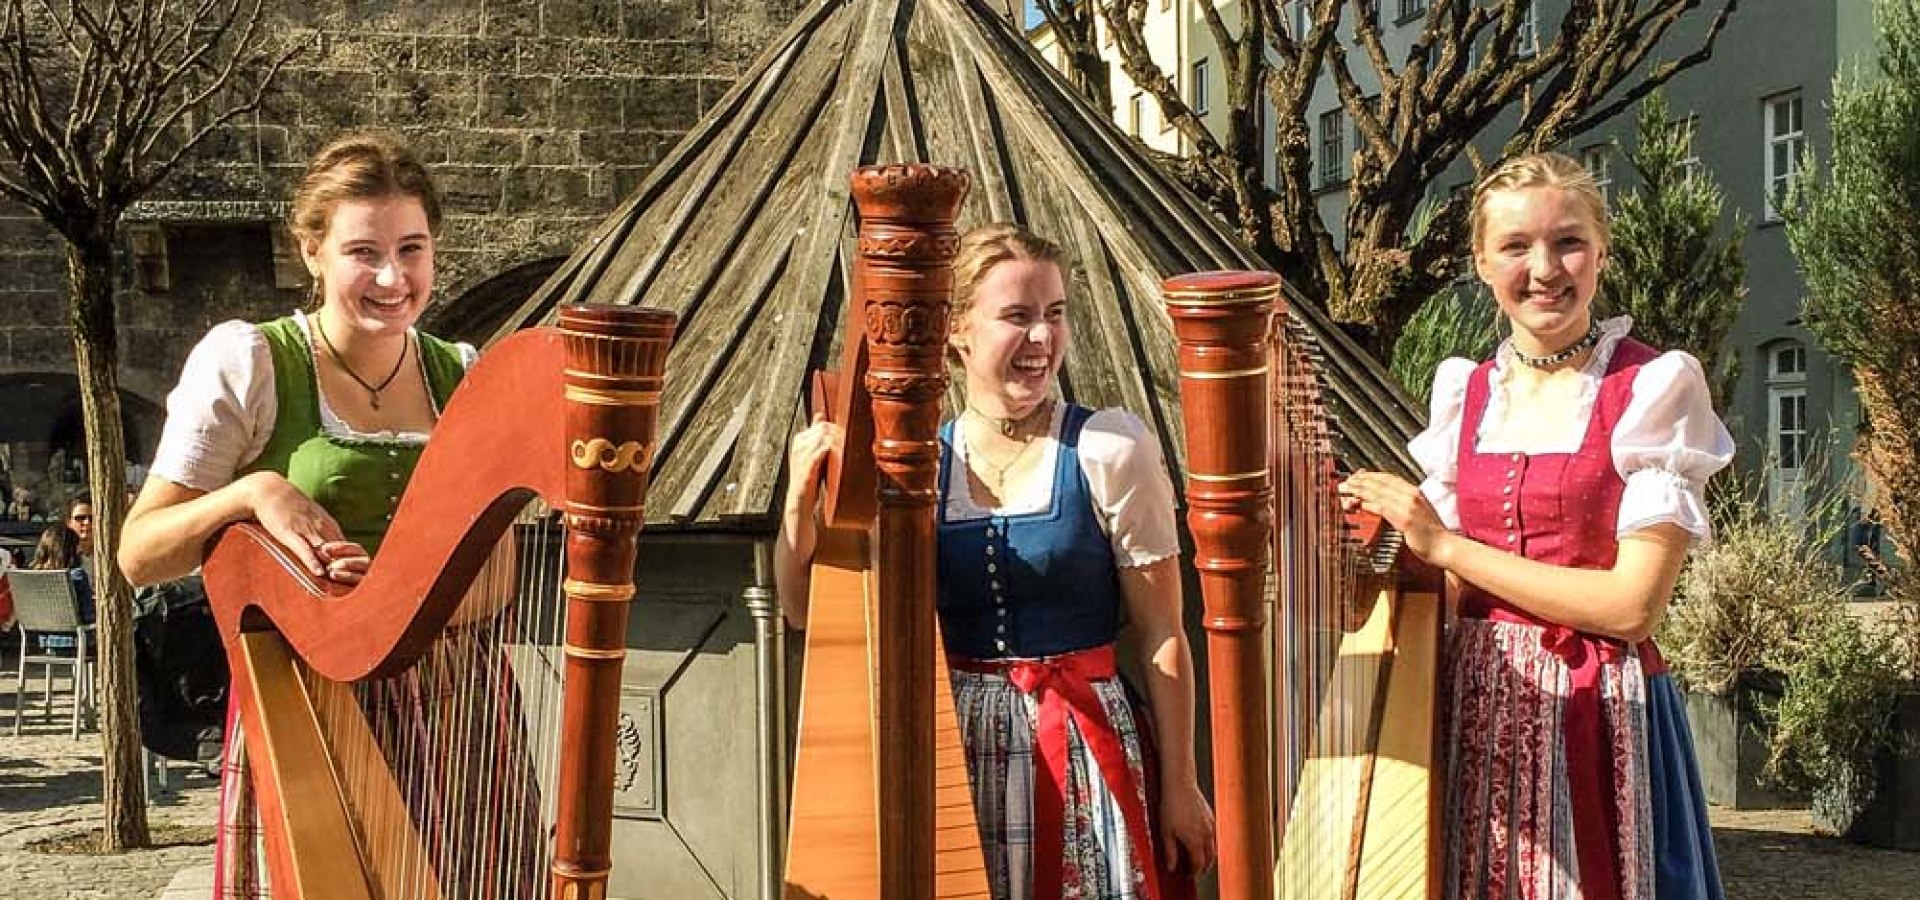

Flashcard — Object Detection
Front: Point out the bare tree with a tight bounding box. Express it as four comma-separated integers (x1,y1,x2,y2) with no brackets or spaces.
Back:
0,0,302,850
1036,0,1736,353
1036,1,1114,114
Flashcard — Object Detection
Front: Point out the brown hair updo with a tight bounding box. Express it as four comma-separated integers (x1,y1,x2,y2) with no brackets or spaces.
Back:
288,131,443,252
1468,151,1610,255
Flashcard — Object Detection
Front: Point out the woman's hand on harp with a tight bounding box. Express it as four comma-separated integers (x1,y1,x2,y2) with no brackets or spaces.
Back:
783,413,842,519
1337,471,1450,564
242,471,357,582
774,413,843,630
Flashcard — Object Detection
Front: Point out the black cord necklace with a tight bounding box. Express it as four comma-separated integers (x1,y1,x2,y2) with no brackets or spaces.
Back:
1510,322,1602,370
315,317,409,410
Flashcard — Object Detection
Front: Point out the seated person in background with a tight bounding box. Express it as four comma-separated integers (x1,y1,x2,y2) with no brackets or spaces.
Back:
63,493,94,566
27,522,94,651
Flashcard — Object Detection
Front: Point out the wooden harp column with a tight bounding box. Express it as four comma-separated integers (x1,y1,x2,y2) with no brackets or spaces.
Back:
1165,272,1441,900
784,163,980,900
1163,272,1280,900
551,308,674,900
858,164,968,893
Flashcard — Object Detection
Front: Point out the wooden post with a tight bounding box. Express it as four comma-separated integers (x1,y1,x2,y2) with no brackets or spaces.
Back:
1163,271,1280,900
849,163,970,897
550,305,676,900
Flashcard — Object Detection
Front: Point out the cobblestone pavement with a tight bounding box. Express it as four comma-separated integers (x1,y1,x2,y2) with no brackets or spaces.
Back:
1,715,218,900
5,671,1919,899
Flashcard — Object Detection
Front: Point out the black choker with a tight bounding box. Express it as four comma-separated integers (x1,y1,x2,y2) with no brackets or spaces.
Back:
1511,324,1602,369
967,400,1052,438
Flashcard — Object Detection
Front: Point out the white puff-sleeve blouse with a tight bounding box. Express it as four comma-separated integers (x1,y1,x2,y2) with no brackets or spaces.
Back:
1406,319,1734,545
149,312,479,493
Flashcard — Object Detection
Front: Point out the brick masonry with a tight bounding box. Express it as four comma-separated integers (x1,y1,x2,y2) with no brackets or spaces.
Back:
0,0,801,466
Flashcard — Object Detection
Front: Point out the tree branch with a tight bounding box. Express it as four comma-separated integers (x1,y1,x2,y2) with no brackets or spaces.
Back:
137,0,269,171
134,24,303,199
1103,0,1235,188
1565,1,1739,137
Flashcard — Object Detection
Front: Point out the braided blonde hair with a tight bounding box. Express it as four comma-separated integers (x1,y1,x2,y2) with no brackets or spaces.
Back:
1468,151,1610,254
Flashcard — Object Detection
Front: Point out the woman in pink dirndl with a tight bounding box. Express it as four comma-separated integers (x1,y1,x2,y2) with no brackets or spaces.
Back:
1341,152,1732,900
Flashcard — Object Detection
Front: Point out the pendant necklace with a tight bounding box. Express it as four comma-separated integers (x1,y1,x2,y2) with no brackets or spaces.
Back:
1510,322,1602,370
316,318,409,410
966,400,1052,495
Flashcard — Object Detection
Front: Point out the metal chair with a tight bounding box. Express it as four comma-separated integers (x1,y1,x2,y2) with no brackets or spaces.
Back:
8,568,95,738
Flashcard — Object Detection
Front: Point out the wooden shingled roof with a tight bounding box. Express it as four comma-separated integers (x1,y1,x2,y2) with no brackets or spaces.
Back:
493,0,1424,530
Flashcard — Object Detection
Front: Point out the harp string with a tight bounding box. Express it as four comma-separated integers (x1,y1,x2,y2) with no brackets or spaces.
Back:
1270,305,1373,899
296,497,567,899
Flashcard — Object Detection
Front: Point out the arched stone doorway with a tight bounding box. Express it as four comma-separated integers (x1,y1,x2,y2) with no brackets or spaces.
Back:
0,373,165,522
426,257,567,347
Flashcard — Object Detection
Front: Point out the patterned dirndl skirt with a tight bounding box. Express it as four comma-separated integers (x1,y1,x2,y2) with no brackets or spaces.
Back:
949,644,1195,900
1442,616,1724,900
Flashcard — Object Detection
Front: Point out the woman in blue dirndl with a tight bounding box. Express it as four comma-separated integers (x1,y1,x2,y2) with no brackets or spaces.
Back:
778,223,1214,900
1340,153,1732,900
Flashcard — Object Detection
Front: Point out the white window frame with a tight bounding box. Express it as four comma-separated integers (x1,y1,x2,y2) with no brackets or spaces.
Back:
1516,0,1538,57
1764,91,1805,221
1289,0,1312,41
1191,58,1211,116
1129,91,1144,137
1580,144,1613,204
1320,108,1346,187
1767,342,1811,519
1399,0,1428,20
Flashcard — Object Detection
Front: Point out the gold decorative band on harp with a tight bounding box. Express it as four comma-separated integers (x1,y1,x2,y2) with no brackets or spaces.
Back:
1179,365,1271,380
562,578,636,602
570,438,650,473
1188,469,1270,483
1163,284,1283,306
562,644,627,661
563,501,648,514
563,385,664,406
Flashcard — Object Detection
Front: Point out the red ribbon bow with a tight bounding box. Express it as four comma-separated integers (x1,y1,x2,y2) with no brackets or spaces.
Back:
955,646,1164,900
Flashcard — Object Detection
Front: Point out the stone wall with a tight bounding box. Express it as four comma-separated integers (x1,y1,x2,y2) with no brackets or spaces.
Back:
0,0,801,462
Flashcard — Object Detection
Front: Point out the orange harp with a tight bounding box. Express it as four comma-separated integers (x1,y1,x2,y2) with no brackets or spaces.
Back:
1164,272,1443,900
201,305,675,900
781,164,992,900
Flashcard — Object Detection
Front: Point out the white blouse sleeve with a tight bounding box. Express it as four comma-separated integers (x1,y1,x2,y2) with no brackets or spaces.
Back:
1077,408,1182,568
148,321,277,492
1405,358,1477,532
1613,351,1735,544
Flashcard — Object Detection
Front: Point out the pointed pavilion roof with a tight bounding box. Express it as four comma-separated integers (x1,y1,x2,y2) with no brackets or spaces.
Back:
494,0,1424,530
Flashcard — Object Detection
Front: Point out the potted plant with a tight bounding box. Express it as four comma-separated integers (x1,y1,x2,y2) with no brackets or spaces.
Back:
1759,560,1920,848
1663,482,1850,810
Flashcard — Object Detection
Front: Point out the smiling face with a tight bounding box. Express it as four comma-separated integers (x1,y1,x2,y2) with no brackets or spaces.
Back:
948,256,1070,417
303,195,435,340
1473,185,1607,354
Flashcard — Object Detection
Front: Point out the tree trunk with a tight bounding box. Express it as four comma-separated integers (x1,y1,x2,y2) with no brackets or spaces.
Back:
67,232,149,851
